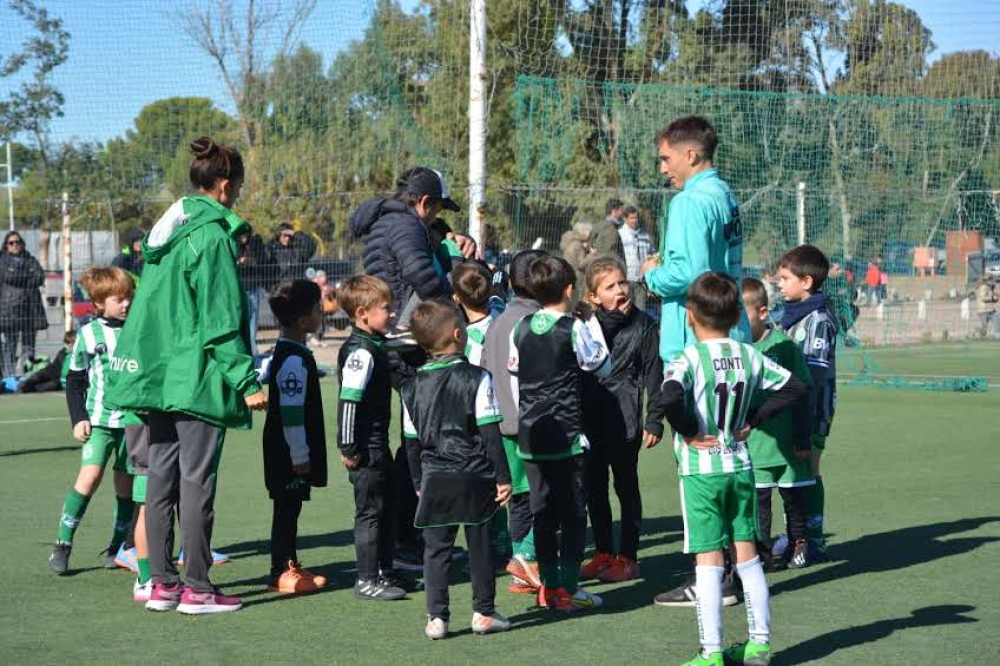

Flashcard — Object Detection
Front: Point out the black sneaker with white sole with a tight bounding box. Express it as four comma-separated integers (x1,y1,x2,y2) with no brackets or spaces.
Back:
380,571,424,593
353,577,406,601
49,542,72,575
653,572,742,607
786,539,809,569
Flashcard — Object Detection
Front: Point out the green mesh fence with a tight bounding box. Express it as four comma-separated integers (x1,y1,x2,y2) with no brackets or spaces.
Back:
1,1,998,387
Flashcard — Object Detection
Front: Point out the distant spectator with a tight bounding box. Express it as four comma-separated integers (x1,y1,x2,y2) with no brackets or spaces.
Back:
268,222,317,282
1,230,48,377
878,264,888,303
826,262,859,335
236,229,275,356
865,258,881,305
618,205,653,310
975,277,996,338
589,198,625,260
560,222,593,276
482,224,502,268
308,269,337,346
112,228,146,276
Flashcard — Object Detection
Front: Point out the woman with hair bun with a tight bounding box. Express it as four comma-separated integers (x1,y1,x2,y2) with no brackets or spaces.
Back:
106,136,267,615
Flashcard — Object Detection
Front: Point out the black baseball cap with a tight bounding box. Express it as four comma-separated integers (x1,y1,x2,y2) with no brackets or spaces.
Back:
398,167,460,212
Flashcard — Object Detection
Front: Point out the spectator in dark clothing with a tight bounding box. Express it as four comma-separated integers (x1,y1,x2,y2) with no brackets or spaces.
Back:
236,230,275,356
589,198,626,261
1,230,48,377
112,228,146,276
268,222,317,282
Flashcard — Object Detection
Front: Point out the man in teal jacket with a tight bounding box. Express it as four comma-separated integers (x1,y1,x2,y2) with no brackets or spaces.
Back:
642,116,751,363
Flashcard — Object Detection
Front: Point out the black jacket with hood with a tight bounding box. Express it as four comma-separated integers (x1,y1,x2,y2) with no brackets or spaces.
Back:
349,197,452,315
582,305,666,445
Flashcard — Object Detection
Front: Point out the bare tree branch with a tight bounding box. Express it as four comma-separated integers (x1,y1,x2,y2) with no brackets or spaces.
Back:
173,0,316,149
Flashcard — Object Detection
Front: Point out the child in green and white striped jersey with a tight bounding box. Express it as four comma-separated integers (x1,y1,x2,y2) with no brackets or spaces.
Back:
452,262,494,367
50,267,137,577
658,272,807,666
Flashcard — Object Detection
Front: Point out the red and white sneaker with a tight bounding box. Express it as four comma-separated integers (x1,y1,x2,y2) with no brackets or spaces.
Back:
133,578,153,603
176,586,243,614
508,575,537,595
145,581,183,612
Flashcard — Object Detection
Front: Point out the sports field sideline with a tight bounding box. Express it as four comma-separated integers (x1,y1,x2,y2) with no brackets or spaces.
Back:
2,379,998,664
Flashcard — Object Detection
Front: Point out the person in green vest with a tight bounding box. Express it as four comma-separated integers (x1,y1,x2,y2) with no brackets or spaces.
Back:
106,136,268,615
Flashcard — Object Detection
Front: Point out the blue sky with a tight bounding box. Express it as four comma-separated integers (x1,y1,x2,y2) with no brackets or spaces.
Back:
1,0,997,145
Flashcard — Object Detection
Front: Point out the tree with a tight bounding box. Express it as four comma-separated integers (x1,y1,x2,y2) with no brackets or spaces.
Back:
0,0,70,166
175,0,317,153
104,97,236,197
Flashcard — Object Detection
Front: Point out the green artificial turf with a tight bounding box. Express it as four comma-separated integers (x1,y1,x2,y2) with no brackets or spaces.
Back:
1,383,998,665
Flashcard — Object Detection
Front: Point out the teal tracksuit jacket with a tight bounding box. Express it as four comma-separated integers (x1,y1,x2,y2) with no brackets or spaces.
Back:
644,169,751,362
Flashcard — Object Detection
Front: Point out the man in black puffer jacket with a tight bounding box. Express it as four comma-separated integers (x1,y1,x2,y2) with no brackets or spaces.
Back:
350,167,464,323
349,166,471,573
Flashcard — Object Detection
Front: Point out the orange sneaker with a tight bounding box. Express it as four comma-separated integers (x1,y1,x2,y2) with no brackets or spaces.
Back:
579,552,615,580
272,560,328,594
505,554,542,589
508,575,537,594
598,555,640,582
536,585,567,609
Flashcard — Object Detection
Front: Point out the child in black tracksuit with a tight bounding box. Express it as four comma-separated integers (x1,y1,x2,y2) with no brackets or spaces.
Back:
401,300,512,639
336,276,406,601
578,257,665,583
263,280,329,593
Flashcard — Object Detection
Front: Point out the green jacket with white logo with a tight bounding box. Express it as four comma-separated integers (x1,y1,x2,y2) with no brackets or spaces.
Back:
106,196,261,430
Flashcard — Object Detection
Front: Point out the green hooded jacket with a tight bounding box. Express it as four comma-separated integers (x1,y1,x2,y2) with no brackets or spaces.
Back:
105,196,261,430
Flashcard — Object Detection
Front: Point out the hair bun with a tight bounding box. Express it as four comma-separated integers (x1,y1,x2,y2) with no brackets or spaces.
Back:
190,136,218,160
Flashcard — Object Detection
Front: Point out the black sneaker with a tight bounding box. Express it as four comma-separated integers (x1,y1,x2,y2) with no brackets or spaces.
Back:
353,577,406,601
786,539,809,569
653,573,741,607
806,539,830,564
49,542,72,575
392,549,424,572
380,570,424,593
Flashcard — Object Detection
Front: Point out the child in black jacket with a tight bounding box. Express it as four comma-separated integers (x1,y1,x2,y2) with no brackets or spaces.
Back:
579,256,665,583
401,299,512,639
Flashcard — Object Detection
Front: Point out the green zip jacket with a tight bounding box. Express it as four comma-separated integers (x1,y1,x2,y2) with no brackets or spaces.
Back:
105,196,261,430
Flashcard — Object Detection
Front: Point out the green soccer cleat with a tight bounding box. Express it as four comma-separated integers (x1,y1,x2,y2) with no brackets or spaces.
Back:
680,651,723,666
723,641,771,666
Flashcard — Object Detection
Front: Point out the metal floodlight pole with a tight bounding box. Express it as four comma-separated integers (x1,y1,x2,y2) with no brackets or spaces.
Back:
467,0,487,248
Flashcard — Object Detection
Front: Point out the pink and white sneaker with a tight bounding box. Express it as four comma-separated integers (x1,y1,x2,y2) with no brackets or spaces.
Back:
133,578,153,603
176,586,243,614
145,582,183,611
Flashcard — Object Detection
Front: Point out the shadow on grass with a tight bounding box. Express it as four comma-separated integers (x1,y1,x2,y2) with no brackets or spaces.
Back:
772,605,977,665
1,445,79,457
771,517,1000,597
218,529,356,562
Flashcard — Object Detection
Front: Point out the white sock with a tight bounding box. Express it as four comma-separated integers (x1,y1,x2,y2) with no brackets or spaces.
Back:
695,565,725,654
736,556,771,645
